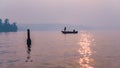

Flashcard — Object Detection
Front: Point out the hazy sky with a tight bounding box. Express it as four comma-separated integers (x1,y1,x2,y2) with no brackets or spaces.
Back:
0,0,120,26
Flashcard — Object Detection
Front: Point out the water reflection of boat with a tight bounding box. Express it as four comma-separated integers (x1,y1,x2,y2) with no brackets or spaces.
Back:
61,31,78,34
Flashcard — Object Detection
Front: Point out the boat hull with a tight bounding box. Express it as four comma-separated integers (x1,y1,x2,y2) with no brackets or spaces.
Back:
61,31,78,34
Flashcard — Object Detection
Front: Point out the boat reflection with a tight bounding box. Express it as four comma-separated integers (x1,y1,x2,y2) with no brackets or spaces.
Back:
78,32,94,68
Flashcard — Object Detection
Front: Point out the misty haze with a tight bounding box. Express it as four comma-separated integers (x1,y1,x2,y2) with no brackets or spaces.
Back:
0,0,120,68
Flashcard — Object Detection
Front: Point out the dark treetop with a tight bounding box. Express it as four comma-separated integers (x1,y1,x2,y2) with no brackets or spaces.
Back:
0,19,18,32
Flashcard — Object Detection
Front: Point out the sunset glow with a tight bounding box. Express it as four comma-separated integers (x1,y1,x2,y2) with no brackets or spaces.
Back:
78,32,95,68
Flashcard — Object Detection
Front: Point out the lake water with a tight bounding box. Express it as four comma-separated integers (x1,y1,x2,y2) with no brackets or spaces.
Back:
0,30,120,68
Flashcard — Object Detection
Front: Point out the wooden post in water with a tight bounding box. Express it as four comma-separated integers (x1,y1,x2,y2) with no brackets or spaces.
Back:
27,29,31,51
26,29,32,62
27,29,30,39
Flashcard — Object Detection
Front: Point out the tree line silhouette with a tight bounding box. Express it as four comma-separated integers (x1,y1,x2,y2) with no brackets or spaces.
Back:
0,19,18,32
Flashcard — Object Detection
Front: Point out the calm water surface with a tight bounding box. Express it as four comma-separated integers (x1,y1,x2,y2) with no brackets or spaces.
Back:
0,30,120,68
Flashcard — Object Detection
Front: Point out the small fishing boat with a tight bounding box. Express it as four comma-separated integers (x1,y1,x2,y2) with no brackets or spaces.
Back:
62,27,78,34
61,30,78,34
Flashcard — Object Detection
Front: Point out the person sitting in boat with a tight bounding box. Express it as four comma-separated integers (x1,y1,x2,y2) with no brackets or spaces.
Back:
73,29,75,32
64,27,66,31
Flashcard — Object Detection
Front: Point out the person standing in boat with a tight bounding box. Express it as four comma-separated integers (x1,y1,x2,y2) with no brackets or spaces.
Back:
64,27,66,31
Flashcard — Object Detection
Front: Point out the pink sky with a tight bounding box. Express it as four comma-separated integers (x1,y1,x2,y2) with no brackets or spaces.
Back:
0,0,120,26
